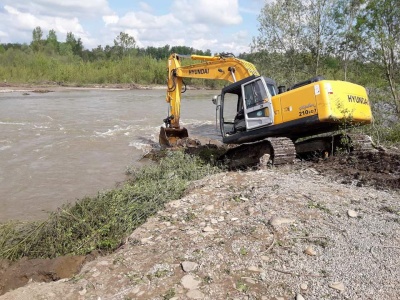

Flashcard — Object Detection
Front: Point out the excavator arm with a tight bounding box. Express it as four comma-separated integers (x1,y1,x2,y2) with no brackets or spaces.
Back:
160,53,259,147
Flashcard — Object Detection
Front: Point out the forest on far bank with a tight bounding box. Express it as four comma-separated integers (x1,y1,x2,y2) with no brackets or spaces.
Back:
0,0,398,144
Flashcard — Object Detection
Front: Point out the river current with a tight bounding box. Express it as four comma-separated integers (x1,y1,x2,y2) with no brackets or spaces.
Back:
0,88,221,221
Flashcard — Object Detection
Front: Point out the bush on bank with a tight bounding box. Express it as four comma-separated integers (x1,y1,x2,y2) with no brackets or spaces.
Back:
0,151,220,261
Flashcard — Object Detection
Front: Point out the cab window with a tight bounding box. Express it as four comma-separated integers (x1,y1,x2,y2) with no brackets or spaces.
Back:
244,79,268,109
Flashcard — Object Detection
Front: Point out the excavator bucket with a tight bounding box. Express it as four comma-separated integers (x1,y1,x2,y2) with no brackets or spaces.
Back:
159,127,189,148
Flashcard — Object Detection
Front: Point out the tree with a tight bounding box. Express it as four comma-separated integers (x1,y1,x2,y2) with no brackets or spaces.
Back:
303,0,336,76
45,29,59,54
31,26,44,52
253,0,308,84
66,32,83,57
357,0,400,115
330,0,364,80
113,32,136,57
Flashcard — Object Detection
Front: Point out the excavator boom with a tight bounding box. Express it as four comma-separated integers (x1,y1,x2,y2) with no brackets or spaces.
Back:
160,53,259,147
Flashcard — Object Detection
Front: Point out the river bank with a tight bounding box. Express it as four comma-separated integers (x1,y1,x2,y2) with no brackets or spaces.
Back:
0,82,166,92
1,149,399,299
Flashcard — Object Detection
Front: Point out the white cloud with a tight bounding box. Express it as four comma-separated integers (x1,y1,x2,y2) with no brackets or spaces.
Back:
191,38,218,51
171,0,242,26
2,5,90,46
0,0,257,54
101,0,247,53
103,15,119,25
0,30,7,39
1,0,112,17
4,5,84,34
117,11,180,29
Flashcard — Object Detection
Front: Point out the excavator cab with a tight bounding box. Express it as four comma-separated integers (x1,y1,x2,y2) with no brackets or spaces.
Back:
216,76,276,143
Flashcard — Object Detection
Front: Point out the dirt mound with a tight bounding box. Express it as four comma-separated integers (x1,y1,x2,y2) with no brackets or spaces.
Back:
310,150,400,190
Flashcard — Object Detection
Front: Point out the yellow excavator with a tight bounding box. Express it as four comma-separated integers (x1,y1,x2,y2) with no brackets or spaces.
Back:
159,53,374,166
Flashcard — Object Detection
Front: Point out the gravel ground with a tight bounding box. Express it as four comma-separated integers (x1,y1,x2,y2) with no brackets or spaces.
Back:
1,159,399,300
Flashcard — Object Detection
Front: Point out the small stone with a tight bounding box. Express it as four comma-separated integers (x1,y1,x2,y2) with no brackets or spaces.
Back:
140,236,153,244
304,246,317,256
347,209,358,218
296,293,305,300
168,200,181,208
259,153,270,165
97,260,110,266
211,219,218,224
260,272,267,281
186,289,205,299
218,216,225,222
261,256,270,262
205,205,214,211
247,266,262,272
269,216,295,226
240,197,249,201
92,271,101,277
181,274,201,290
244,277,256,284
329,281,345,291
78,289,87,296
300,283,308,291
217,253,224,260
202,226,214,232
248,207,255,215
181,261,198,272
231,217,239,221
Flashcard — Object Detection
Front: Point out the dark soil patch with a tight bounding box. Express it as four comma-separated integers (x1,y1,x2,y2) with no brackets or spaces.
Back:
309,150,400,190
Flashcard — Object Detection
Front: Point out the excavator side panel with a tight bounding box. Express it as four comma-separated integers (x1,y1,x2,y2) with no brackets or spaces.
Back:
275,84,318,124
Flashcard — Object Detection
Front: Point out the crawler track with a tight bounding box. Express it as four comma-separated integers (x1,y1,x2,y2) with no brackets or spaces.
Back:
219,137,296,168
348,133,376,153
267,137,296,165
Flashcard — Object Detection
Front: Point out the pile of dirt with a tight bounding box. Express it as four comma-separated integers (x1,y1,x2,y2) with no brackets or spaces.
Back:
308,150,400,191
0,149,399,299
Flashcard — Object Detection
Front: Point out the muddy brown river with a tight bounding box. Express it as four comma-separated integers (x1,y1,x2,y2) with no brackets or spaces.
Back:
0,88,221,221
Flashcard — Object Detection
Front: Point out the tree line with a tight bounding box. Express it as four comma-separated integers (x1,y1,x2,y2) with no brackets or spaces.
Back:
0,28,212,87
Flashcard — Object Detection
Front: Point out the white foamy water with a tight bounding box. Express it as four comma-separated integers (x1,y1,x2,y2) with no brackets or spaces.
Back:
0,88,221,221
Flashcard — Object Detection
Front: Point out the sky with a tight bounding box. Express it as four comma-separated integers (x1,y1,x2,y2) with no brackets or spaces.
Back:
0,0,266,54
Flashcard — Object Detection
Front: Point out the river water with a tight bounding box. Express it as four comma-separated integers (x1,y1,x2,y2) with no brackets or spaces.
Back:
0,88,221,221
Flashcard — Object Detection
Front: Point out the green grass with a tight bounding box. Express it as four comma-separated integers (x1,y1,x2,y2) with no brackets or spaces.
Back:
0,151,220,261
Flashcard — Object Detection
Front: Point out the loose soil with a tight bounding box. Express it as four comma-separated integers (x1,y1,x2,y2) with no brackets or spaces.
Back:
1,149,399,299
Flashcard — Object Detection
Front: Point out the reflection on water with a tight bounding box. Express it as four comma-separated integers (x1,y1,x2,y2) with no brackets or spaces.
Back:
0,88,221,221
